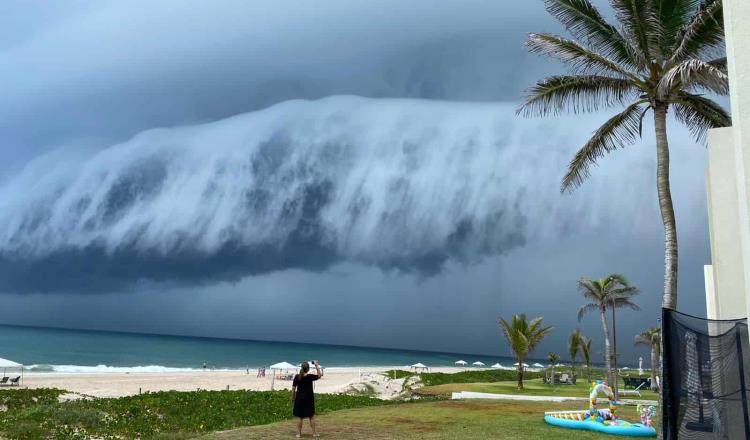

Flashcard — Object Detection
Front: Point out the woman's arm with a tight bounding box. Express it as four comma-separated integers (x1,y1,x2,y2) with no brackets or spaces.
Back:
314,360,323,377
291,384,296,402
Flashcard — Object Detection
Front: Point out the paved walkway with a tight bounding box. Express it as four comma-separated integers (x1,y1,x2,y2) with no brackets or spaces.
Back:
451,391,658,406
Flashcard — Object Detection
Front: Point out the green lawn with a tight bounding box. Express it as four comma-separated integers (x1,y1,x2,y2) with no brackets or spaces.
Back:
0,389,401,440
416,378,659,400
203,399,657,440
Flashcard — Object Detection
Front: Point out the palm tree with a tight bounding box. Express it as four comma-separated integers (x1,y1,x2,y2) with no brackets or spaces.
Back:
569,328,585,378
498,314,554,390
519,0,730,311
548,352,561,384
577,274,639,386
581,336,593,382
635,326,662,391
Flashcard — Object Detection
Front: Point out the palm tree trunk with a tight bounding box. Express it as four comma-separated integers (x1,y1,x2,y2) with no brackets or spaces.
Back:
654,102,678,310
517,363,524,390
600,308,612,384
650,346,658,392
655,102,676,440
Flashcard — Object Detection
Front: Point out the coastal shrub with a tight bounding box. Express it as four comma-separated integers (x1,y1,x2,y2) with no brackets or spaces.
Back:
0,389,398,440
420,369,542,386
0,388,65,410
382,369,414,380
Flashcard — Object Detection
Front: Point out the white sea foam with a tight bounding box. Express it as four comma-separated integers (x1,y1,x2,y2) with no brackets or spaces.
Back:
26,364,234,373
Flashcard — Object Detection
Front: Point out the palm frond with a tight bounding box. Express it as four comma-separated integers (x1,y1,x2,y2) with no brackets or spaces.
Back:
581,337,592,366
613,297,641,311
544,0,642,69
611,0,663,63
673,93,731,143
561,101,647,191
577,303,601,322
518,75,639,116
669,0,723,62
658,58,729,97
526,33,636,78
708,56,727,71
605,273,631,286
655,0,702,52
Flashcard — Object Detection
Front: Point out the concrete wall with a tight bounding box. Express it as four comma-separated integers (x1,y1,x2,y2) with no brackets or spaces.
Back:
724,0,750,321
705,127,746,319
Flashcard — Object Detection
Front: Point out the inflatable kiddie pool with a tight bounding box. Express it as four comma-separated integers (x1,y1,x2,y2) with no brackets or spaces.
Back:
544,381,657,437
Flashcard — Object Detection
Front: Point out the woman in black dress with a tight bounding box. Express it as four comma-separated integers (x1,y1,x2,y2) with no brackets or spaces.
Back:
292,360,322,438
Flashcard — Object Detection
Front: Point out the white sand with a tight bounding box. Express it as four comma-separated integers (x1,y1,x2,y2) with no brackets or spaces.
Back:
22,367,470,399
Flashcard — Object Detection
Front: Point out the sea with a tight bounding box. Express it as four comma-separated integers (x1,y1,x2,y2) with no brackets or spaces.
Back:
0,325,521,373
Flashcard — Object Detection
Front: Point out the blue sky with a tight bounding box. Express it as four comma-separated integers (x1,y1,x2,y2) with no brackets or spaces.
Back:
0,0,714,362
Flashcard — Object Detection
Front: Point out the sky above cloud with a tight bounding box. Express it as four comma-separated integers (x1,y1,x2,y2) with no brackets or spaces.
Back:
0,0,713,361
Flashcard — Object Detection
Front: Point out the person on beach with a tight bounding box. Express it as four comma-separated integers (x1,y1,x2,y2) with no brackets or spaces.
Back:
292,360,322,438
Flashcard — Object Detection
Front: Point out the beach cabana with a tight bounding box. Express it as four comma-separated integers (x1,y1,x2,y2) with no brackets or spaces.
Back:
0,357,23,386
410,363,428,372
491,363,502,368
455,360,467,366
269,361,297,390
532,363,545,368
514,362,530,368
472,361,485,367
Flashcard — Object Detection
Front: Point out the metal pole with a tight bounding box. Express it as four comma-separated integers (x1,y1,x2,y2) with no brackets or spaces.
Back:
735,327,750,438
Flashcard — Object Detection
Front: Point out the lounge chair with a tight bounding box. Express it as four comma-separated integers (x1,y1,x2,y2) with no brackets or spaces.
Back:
0,377,8,385
9,376,20,386
620,380,647,397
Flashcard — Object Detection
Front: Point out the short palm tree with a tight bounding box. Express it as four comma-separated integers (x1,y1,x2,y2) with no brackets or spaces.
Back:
548,352,561,384
519,0,730,311
569,328,585,377
635,326,662,391
577,274,639,385
498,314,554,390
581,336,593,381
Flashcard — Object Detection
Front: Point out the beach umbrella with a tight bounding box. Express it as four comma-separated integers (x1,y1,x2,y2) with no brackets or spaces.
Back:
269,361,297,390
269,362,297,370
455,360,468,366
491,363,502,368
472,361,485,367
532,363,545,368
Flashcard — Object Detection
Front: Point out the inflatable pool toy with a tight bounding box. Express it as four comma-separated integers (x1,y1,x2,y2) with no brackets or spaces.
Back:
543,381,657,437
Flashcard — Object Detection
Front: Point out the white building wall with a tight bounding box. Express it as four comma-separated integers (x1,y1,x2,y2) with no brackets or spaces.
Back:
705,127,746,319
723,0,750,321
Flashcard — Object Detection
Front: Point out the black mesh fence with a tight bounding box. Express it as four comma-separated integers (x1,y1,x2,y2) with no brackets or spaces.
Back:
663,308,750,439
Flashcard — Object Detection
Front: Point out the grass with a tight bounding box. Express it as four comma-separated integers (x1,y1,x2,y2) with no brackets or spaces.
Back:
203,398,658,439
419,369,542,386
0,389,398,440
416,378,659,400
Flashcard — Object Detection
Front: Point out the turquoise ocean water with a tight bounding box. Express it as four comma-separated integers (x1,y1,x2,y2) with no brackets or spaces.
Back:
0,325,520,372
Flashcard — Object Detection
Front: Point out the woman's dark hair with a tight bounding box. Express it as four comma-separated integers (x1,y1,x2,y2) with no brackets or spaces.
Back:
299,361,310,378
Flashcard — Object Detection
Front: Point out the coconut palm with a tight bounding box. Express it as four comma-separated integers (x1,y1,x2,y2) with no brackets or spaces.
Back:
519,0,730,312
581,336,593,381
569,328,585,377
498,314,554,390
548,352,561,384
577,274,640,385
635,326,662,391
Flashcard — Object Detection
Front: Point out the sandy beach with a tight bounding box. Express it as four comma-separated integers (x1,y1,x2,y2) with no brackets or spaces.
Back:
21,367,474,399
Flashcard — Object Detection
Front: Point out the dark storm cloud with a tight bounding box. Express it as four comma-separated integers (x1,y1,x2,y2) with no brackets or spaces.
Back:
0,0,555,172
